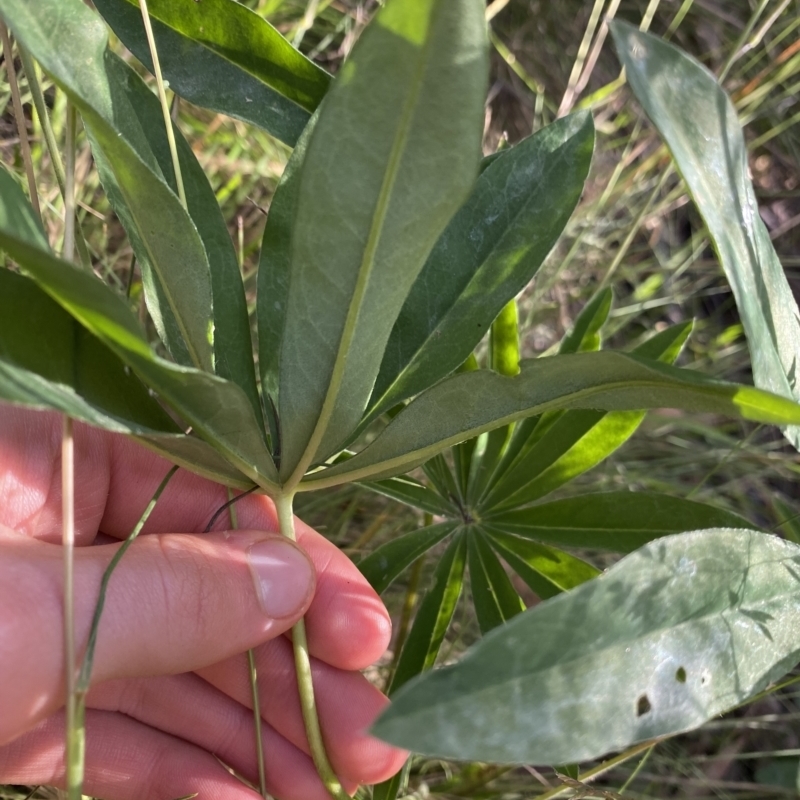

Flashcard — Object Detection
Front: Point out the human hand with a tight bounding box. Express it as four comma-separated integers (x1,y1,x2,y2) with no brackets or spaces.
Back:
0,407,407,800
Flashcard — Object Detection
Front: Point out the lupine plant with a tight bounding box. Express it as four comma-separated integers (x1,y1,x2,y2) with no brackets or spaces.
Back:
1,0,800,799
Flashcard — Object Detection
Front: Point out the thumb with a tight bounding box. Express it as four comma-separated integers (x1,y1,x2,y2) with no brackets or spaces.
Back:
0,529,315,744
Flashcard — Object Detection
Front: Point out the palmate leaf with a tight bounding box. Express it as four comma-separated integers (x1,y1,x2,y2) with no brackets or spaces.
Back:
0,0,217,372
485,492,753,553
613,21,800,452
485,529,599,600
96,53,261,418
374,529,800,764
93,0,330,146
388,532,467,694
367,112,595,419
300,351,800,490
275,0,488,482
0,195,277,490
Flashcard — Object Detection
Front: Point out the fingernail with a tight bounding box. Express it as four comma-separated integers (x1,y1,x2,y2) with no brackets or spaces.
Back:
247,538,314,619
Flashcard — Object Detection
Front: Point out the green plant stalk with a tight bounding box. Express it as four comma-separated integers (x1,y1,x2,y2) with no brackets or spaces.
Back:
16,45,92,271
275,493,349,800
0,22,42,224
138,0,187,210
61,415,82,800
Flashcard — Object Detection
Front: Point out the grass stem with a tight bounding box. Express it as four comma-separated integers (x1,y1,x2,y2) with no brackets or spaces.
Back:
17,46,92,271
275,494,349,800
76,465,179,695
64,104,77,264
61,416,82,800
138,0,187,209
225,488,269,800
0,23,42,224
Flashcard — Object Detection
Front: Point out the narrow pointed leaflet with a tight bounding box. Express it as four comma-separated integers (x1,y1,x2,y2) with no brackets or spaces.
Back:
612,21,800,452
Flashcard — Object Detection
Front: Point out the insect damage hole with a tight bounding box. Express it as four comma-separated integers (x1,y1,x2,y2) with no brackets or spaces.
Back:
675,667,687,683
636,694,652,717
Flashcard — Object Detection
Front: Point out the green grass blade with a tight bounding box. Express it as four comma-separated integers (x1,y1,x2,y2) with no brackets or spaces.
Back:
388,531,467,694
485,528,599,599
613,21,800,452
484,492,755,553
374,530,800,764
467,530,524,634
357,522,458,595
92,0,330,146
368,113,594,420
276,0,488,483
1,0,216,371
299,351,800,489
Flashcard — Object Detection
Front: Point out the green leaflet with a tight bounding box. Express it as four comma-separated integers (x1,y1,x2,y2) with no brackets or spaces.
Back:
467,530,524,634
0,219,278,490
368,112,595,419
482,321,693,510
374,530,800,764
358,522,459,594
99,54,260,418
93,0,330,146
613,21,800,452
0,275,252,489
256,112,318,447
0,269,177,435
300,351,800,489
388,532,467,694
276,0,488,482
0,0,215,371
358,475,457,517
484,492,754,552
485,528,599,599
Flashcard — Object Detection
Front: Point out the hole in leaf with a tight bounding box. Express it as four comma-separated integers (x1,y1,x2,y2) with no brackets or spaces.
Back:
636,694,652,717
675,667,687,683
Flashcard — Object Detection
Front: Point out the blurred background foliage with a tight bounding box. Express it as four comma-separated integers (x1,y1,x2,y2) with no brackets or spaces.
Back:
3,0,800,796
